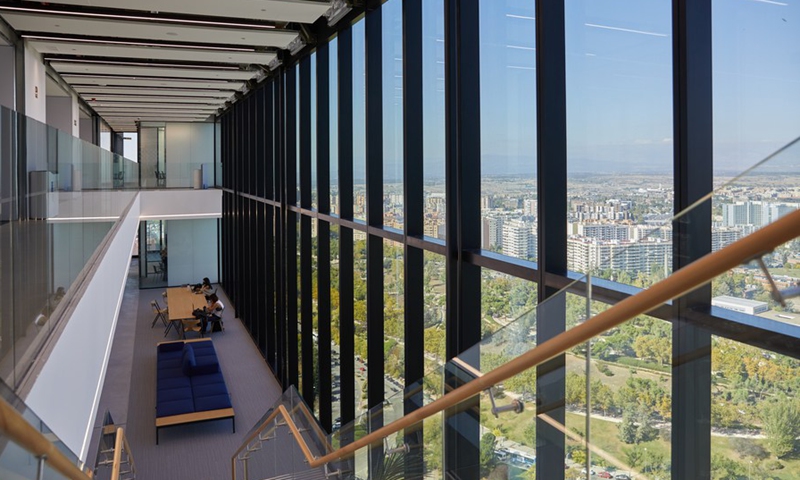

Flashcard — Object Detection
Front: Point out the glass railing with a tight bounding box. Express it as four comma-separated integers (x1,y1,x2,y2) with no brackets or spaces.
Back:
0,378,92,479
233,136,800,479
0,103,138,390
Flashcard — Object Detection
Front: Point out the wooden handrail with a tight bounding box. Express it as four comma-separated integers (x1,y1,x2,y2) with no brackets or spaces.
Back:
110,427,135,480
110,428,123,480
0,397,91,480
237,208,800,470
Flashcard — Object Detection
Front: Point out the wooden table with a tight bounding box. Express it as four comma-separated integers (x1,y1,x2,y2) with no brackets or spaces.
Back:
166,287,207,338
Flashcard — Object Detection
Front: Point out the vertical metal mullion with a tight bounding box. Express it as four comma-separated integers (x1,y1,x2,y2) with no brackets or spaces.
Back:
286,66,299,390
365,5,385,472
300,56,314,406
672,1,713,479
265,82,277,371
338,27,356,450
275,75,288,387
535,1,568,479
317,43,333,433
402,1,425,477
444,0,481,477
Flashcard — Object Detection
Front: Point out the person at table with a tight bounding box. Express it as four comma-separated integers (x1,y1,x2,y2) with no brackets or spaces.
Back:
192,277,213,294
199,293,225,333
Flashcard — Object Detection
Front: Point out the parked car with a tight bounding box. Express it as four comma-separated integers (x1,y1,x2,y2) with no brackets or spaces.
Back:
598,472,613,479
614,474,631,480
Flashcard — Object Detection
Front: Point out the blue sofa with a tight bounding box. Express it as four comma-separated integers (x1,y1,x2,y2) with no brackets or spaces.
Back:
155,338,235,443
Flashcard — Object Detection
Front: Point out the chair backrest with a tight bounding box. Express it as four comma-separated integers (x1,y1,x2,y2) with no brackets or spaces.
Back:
150,300,158,311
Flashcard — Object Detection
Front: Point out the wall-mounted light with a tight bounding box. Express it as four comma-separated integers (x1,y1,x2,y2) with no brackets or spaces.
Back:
326,0,352,27
287,36,306,56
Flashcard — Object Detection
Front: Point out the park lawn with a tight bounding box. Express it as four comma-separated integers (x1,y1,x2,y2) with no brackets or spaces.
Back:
565,412,670,472
565,352,669,390
710,435,800,480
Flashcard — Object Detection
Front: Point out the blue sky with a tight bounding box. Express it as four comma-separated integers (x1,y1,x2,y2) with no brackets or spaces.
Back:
328,0,800,182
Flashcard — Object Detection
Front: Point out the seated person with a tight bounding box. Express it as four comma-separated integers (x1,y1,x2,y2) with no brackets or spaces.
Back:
197,293,225,333
192,277,213,294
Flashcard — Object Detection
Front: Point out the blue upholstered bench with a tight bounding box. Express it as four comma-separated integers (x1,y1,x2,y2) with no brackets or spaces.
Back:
156,338,235,443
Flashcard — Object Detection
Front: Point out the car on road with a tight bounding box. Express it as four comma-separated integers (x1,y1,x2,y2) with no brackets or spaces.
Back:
614,474,631,480
598,472,613,479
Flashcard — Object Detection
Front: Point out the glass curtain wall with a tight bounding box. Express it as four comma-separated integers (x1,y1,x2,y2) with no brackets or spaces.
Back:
219,0,800,479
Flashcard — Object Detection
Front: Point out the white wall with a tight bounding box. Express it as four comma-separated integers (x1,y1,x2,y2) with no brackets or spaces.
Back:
166,218,219,285
0,45,14,111
25,194,140,461
166,123,215,188
139,189,221,218
23,42,45,123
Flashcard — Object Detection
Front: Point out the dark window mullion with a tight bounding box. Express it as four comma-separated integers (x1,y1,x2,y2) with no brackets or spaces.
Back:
338,27,356,446
316,42,333,432
402,2,425,477
534,1,568,478
299,56,315,407
672,1,713,478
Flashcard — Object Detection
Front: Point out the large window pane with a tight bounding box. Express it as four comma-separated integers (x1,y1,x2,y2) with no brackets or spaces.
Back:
331,225,342,429
330,37,339,215
566,0,673,287
384,239,404,420
479,0,537,261
566,301,672,478
354,235,367,418
711,337,800,479
383,0,404,229
353,21,367,221
311,53,318,211
423,0,446,238
712,1,800,328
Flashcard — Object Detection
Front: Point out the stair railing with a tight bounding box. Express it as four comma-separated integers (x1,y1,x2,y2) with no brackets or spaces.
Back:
0,396,92,480
234,207,800,471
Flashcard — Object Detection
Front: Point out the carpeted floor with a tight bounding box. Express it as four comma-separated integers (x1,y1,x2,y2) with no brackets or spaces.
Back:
89,259,295,480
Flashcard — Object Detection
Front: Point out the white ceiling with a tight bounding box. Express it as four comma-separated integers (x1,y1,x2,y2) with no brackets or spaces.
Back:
50,61,259,80
62,75,243,90
20,0,331,24
75,86,235,97
84,95,227,104
0,1,330,131
28,40,276,65
3,12,299,48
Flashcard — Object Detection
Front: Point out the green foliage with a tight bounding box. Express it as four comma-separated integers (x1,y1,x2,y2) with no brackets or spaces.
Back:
597,362,614,376
571,448,587,465
480,432,498,472
710,454,747,480
618,411,637,444
761,397,800,458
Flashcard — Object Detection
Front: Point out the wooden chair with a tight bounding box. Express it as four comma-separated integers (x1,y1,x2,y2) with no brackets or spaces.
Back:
150,300,168,328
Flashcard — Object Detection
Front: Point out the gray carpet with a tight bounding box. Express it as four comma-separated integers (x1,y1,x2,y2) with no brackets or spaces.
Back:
90,259,291,480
